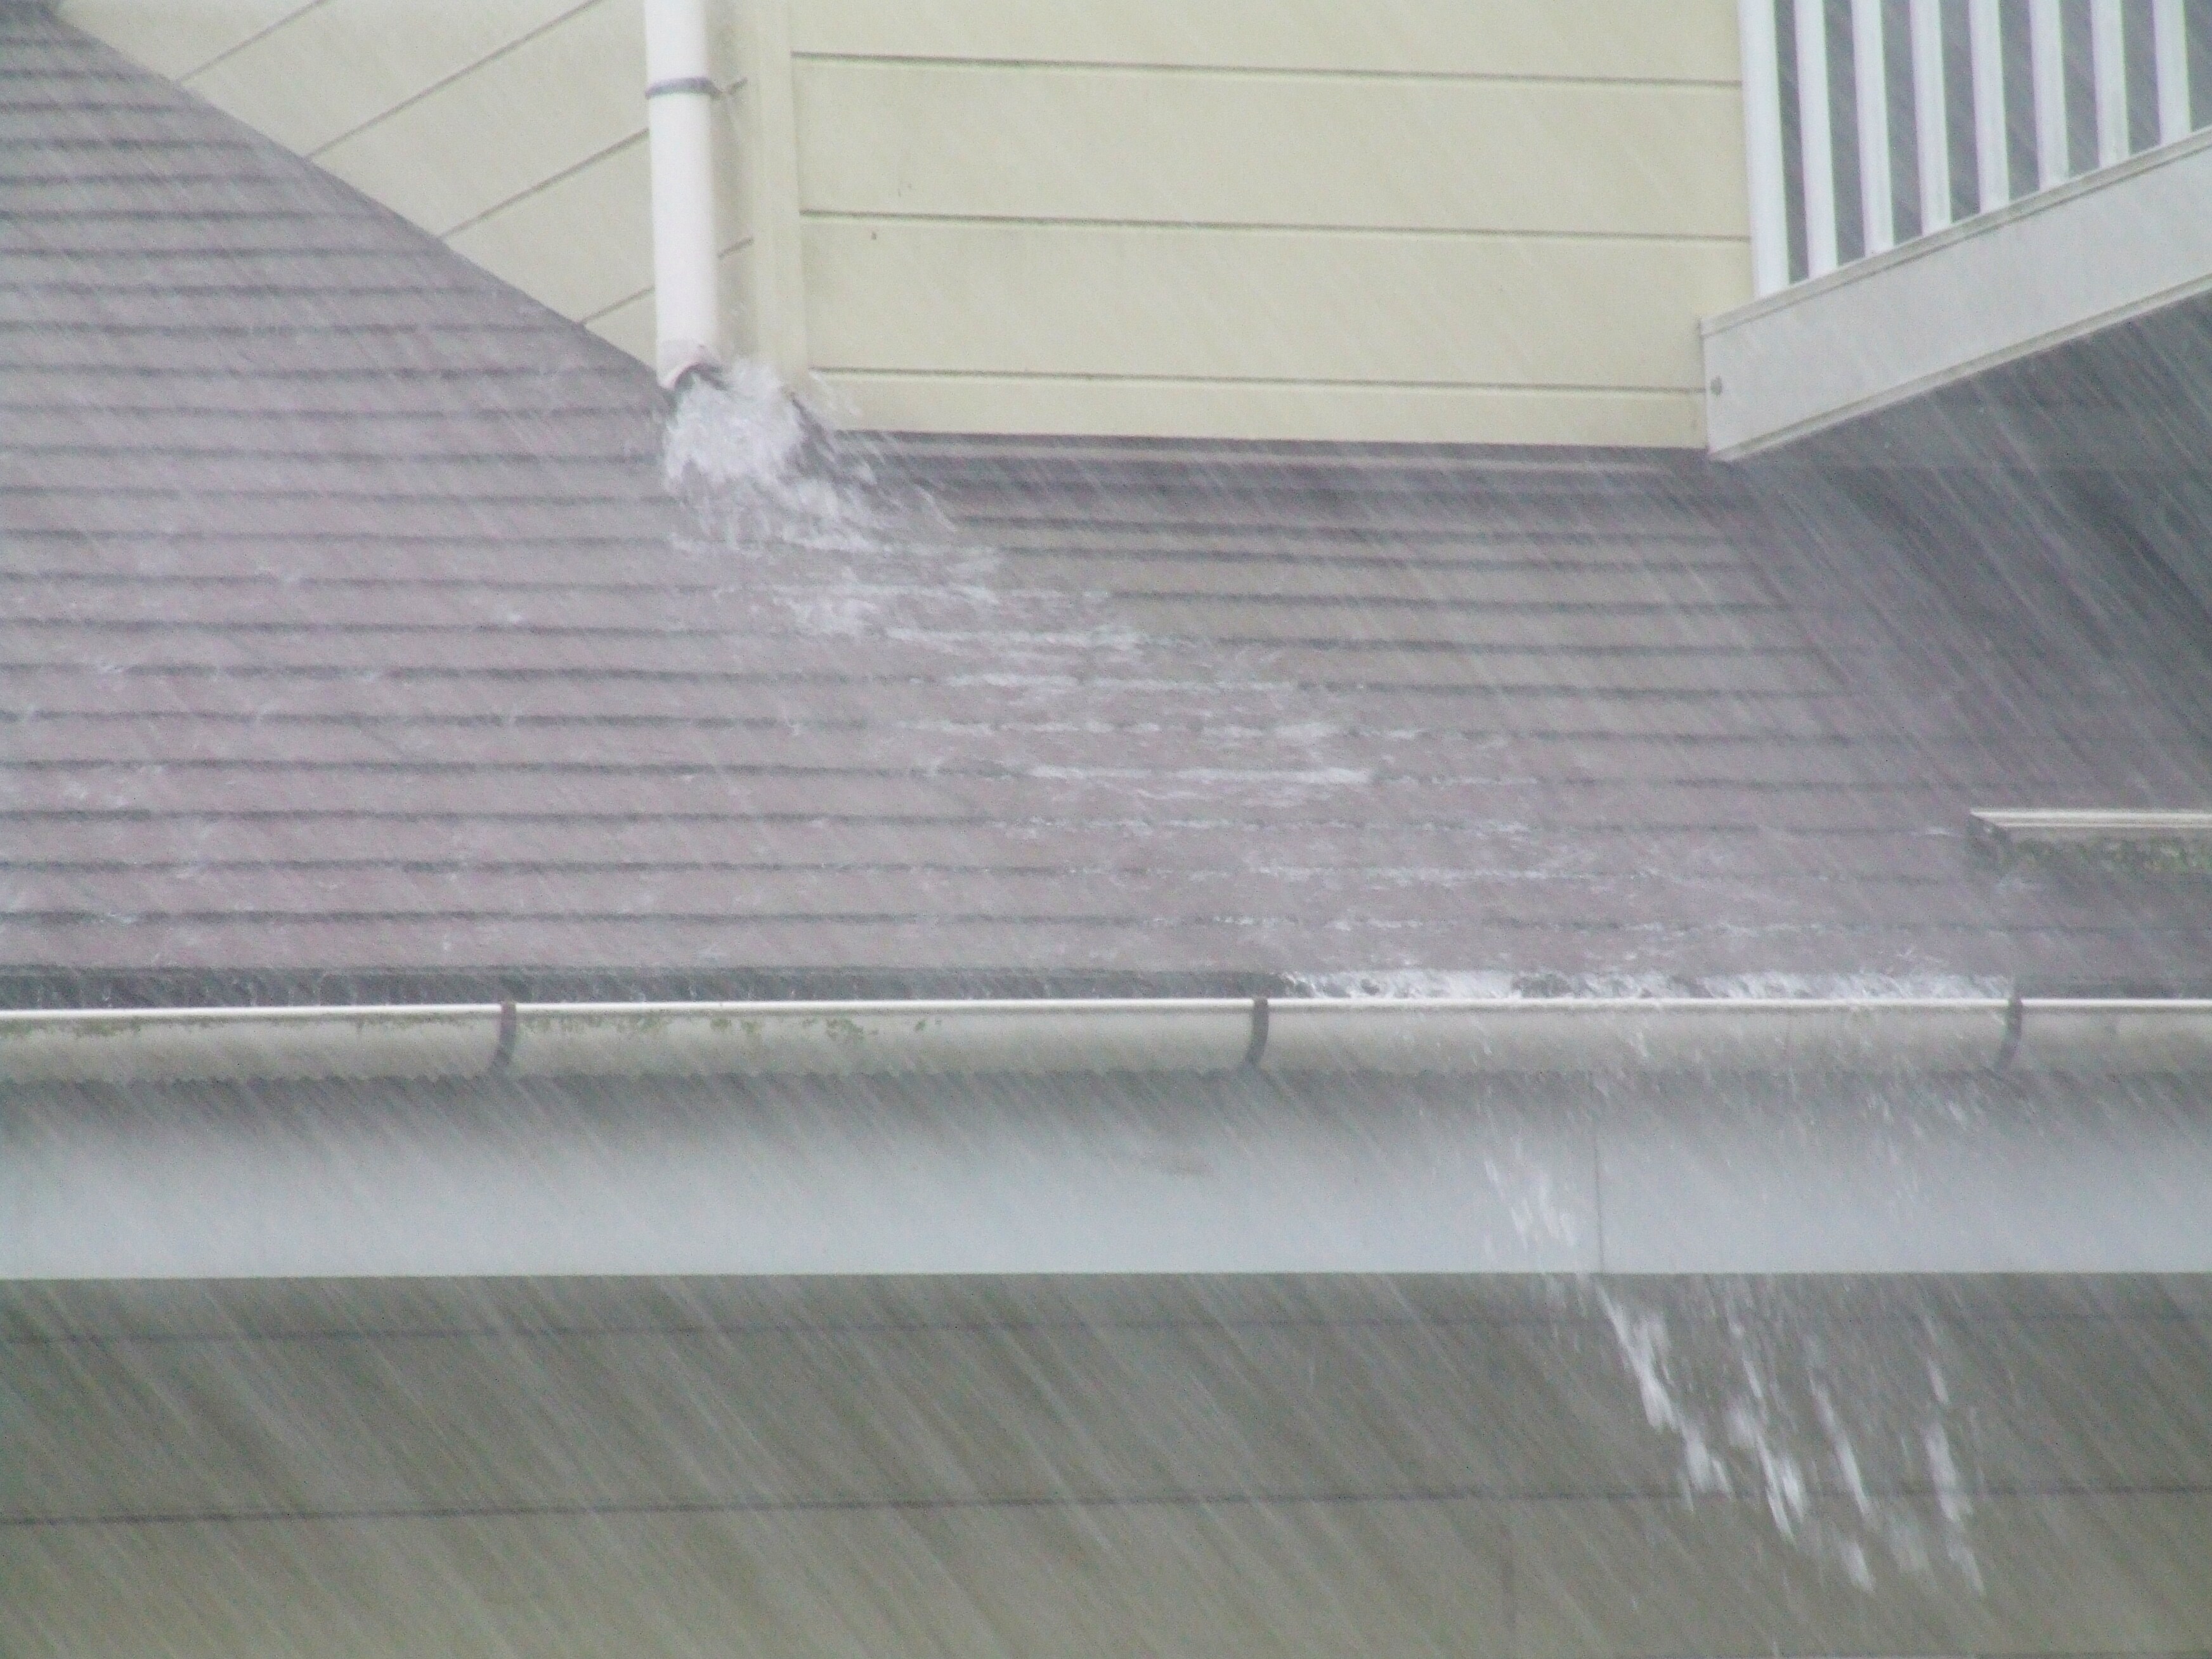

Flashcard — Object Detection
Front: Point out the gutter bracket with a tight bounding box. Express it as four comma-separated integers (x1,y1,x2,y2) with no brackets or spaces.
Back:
493,1001,519,1072
1244,997,1270,1067
1993,992,2024,1074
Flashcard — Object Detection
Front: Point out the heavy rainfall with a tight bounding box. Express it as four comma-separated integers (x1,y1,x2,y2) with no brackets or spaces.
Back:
6,1,2212,1653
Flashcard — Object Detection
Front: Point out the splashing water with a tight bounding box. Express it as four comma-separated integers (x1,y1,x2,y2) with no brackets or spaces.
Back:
1483,1144,1583,1250
660,360,891,551
1596,1283,1983,1594
653,358,1372,828
658,359,1014,647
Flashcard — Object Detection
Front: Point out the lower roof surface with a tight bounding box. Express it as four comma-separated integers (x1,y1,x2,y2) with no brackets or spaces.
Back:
9,8,2212,999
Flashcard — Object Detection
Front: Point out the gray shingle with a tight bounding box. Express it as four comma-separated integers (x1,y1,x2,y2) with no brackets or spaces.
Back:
8,6,2212,996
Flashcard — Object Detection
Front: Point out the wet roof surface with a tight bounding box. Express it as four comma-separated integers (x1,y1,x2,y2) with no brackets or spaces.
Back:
10,8,2212,999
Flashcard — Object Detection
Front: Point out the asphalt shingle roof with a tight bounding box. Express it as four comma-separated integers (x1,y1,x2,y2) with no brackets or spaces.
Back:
10,6,2212,999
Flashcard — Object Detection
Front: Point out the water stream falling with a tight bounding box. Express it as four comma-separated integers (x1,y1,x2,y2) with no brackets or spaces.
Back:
1594,1280,1983,1594
650,367,2012,1602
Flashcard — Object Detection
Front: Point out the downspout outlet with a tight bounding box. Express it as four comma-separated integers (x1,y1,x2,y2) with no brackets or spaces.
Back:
644,0,724,388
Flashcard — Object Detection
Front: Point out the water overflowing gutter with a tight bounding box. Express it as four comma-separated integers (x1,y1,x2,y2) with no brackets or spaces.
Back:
4,996,2211,1084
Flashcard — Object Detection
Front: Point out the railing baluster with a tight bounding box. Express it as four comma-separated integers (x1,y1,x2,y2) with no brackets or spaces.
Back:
2091,0,2128,167
1970,0,2009,209
2155,0,2192,146
1797,0,1839,275
1909,0,1952,232
1852,0,1895,253
1743,0,2197,295
2031,0,2068,187
1739,0,1790,294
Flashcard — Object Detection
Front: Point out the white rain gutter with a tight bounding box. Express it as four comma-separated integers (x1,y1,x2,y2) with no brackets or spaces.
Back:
5,996,2212,1085
643,0,722,387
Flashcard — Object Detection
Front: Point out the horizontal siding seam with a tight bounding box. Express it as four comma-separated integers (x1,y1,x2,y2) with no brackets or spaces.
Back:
301,0,608,164
578,235,755,325
787,54,1741,92
438,130,646,243
174,0,338,84
800,211,1750,245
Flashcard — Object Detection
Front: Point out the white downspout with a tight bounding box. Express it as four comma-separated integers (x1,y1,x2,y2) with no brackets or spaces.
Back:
643,0,723,387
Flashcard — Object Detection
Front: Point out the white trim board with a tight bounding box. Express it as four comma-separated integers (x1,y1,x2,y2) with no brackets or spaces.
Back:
1701,127,2212,458
9,1072,2212,1279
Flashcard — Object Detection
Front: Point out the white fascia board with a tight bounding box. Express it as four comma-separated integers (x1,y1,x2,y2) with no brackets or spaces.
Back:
1701,126,2212,457
1597,1076,2212,1272
10,1071,2212,1279
1,1076,1604,1279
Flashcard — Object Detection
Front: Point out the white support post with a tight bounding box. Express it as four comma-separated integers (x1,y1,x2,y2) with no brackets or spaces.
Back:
1852,0,1895,254
1909,0,1952,231
2091,0,2128,167
1797,0,1839,275
1740,0,1791,294
2156,0,2192,145
1970,0,2008,210
2031,0,2069,188
643,0,724,388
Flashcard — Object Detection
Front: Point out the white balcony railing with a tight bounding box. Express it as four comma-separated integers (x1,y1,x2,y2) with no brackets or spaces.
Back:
1740,0,2204,296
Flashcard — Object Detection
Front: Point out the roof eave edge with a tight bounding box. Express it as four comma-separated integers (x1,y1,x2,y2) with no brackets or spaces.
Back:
2,995,2208,1084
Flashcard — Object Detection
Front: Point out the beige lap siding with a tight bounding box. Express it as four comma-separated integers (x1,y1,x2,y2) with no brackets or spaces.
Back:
11,1284,2212,1656
790,0,1748,443
60,0,1751,444
53,0,746,363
